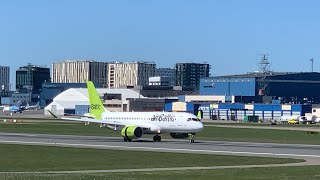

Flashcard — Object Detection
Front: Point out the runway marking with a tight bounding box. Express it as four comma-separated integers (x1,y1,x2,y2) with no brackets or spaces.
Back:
1,139,320,158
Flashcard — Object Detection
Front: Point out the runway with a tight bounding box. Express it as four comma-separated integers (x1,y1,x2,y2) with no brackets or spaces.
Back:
1,132,320,174
207,124,320,132
1,132,320,161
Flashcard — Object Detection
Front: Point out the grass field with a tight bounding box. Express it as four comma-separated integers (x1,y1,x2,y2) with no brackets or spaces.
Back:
0,122,320,144
0,122,318,179
0,122,119,137
197,126,320,144
2,166,320,180
0,144,300,172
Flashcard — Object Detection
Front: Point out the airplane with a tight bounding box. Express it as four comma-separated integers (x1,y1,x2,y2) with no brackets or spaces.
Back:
25,101,40,111
48,81,204,143
2,100,24,115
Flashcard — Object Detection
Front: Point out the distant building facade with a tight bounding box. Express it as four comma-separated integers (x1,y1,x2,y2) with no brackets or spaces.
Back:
52,60,108,88
149,76,175,87
16,64,51,94
0,66,10,92
200,72,320,104
155,68,175,78
108,61,156,88
39,82,93,108
175,63,210,87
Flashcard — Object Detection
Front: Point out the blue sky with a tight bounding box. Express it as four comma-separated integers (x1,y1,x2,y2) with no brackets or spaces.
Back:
1,0,320,85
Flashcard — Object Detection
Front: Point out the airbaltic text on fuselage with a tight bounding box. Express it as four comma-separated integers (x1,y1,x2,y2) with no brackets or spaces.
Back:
151,114,176,122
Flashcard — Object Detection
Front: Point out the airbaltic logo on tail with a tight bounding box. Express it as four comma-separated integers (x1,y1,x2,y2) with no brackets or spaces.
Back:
91,104,101,110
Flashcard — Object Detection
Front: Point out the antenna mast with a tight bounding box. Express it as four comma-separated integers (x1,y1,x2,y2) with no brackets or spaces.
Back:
258,54,270,73
310,58,314,72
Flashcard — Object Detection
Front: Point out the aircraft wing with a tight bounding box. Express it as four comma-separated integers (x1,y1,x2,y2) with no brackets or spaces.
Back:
47,110,159,131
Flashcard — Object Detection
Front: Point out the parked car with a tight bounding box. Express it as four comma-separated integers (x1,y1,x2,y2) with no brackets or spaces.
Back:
288,119,299,124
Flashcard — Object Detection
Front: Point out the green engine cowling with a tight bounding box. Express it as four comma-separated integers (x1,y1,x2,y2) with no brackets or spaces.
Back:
121,126,144,140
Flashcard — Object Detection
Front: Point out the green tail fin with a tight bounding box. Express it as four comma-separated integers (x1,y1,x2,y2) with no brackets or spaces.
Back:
86,81,105,120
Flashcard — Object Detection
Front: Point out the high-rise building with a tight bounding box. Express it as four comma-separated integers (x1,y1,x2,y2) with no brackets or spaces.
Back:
108,61,156,88
175,62,210,87
52,60,108,88
0,66,10,92
16,64,51,94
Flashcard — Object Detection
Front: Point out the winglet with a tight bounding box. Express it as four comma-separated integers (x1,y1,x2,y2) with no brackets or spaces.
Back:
47,110,59,118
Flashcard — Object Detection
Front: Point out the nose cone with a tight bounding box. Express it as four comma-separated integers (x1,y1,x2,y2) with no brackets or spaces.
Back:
199,122,204,130
196,122,204,132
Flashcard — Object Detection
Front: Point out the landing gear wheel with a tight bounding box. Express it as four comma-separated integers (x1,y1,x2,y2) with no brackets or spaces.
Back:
153,135,161,142
189,134,195,143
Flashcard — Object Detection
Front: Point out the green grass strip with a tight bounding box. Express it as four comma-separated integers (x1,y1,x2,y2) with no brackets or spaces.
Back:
0,144,301,172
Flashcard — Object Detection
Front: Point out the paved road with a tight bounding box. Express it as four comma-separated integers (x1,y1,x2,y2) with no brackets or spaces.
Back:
208,124,320,132
1,132,320,160
1,132,320,173
0,109,45,118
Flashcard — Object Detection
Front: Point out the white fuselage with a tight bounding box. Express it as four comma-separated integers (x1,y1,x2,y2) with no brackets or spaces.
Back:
2,106,21,113
100,111,204,134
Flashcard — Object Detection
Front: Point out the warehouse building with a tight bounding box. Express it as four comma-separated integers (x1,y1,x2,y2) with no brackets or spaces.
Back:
198,103,312,121
200,72,320,104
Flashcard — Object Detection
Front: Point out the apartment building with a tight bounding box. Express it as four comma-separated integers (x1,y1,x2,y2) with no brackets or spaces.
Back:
108,61,156,88
52,60,108,88
175,62,210,87
0,66,10,91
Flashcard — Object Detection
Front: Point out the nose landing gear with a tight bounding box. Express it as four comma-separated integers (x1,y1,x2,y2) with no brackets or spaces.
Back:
189,133,196,143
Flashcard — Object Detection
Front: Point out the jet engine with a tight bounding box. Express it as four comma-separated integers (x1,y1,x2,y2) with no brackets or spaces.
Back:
170,133,189,139
121,126,144,140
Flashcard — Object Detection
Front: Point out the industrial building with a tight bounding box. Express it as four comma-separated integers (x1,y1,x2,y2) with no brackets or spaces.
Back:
200,72,320,104
127,85,195,98
199,103,312,121
52,60,108,88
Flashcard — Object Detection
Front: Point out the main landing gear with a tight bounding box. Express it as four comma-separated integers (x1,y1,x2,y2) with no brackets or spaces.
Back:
153,135,161,142
123,137,132,142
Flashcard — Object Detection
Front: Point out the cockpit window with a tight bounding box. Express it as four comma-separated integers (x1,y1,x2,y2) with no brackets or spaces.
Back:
188,118,201,122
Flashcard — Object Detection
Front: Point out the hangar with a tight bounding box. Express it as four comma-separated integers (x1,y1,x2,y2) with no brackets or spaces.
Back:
200,72,320,104
44,88,144,116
